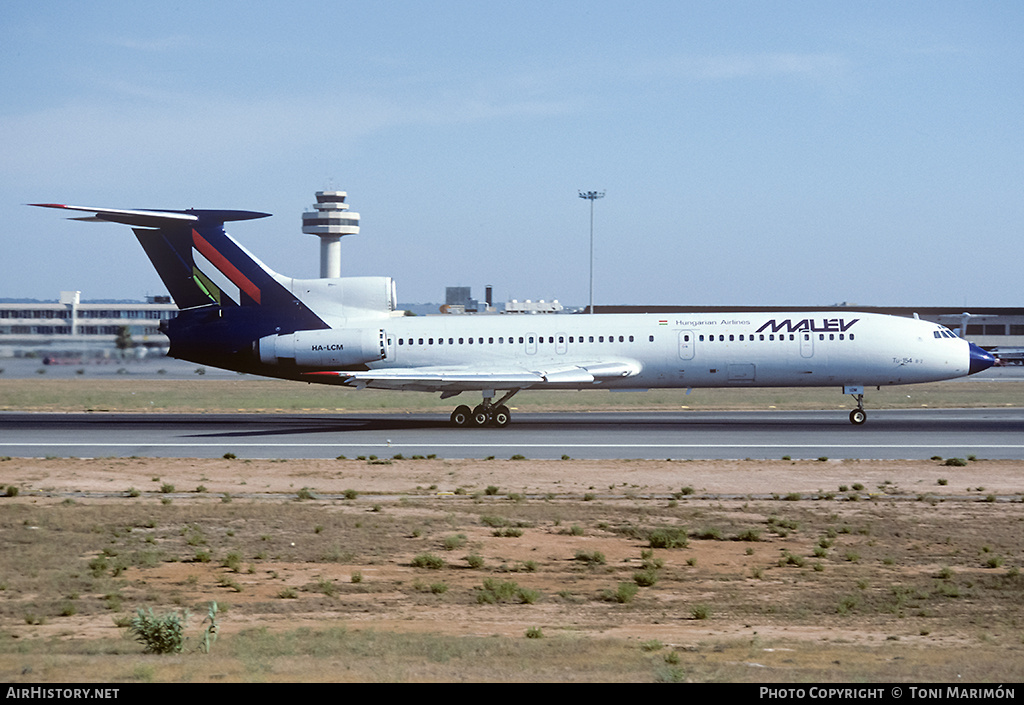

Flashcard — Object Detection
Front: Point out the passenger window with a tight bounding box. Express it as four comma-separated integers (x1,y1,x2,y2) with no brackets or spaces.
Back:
418,338,424,345
648,335,654,342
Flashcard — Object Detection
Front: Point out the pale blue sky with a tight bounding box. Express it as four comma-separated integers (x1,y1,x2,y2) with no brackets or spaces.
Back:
3,1,1021,308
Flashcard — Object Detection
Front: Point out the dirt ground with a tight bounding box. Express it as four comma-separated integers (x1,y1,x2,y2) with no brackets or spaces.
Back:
2,455,1023,682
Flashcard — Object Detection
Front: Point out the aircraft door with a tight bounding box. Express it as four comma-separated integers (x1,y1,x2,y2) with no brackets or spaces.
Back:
556,334,567,355
525,333,537,355
800,332,814,358
677,330,695,360
376,329,392,361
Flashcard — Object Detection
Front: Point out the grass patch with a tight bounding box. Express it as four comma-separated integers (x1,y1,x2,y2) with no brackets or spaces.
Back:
411,553,446,570
1,378,1021,414
1,456,1023,683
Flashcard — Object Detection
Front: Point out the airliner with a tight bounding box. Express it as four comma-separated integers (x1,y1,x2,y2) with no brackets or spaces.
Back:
33,203,996,426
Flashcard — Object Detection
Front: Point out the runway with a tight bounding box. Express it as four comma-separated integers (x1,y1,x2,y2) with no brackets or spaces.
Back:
2,408,1023,460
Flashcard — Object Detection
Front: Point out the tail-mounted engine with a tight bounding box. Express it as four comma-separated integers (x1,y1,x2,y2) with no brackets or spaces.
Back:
258,328,387,368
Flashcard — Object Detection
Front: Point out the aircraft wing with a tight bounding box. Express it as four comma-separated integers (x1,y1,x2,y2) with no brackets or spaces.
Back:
303,360,641,393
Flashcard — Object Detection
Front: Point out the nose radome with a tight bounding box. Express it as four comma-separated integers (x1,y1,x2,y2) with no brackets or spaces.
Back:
968,343,996,375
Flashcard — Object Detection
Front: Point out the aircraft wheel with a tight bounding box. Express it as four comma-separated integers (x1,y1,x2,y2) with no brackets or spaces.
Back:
849,409,867,425
491,405,511,428
451,405,472,427
471,405,490,427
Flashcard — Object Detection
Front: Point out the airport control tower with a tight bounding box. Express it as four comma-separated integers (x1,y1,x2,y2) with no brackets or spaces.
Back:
301,191,360,278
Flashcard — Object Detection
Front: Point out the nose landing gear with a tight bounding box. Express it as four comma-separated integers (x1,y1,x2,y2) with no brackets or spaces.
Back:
846,387,867,425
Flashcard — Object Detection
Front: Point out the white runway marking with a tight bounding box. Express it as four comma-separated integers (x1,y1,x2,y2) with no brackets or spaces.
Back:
5,442,1024,450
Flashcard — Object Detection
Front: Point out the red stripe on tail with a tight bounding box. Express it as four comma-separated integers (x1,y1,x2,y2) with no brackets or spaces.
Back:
191,230,262,304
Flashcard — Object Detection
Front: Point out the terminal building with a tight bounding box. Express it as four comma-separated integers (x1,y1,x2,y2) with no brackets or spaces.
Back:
0,291,177,358
441,286,564,314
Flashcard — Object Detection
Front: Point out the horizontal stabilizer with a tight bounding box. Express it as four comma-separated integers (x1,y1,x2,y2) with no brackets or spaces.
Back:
30,203,270,228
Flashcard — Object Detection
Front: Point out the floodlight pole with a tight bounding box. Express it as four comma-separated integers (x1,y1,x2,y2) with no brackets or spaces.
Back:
578,190,605,314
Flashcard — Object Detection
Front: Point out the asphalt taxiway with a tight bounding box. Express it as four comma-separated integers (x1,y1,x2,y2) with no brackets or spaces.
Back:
2,408,1023,460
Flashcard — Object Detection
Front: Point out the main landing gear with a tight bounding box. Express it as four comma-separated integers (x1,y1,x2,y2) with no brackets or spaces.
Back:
450,389,519,428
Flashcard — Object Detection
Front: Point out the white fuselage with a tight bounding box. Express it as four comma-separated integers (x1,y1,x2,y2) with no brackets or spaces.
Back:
357,310,972,391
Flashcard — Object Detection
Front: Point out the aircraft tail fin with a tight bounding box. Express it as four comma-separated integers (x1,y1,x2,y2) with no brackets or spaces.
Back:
32,204,272,309
133,211,272,310
32,203,328,331
33,203,333,368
